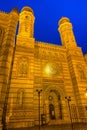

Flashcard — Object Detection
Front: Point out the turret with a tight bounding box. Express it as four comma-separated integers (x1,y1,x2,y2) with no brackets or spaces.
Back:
18,6,35,38
58,17,77,48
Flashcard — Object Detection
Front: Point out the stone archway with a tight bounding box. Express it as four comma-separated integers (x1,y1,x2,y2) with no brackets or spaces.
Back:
43,85,65,123
48,90,62,120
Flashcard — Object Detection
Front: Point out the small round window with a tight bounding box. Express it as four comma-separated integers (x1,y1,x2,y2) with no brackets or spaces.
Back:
25,16,29,19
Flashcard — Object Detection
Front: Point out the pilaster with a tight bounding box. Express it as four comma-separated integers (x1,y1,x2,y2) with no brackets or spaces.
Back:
0,8,19,129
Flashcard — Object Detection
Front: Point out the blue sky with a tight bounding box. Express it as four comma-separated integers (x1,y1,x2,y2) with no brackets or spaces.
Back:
0,0,87,54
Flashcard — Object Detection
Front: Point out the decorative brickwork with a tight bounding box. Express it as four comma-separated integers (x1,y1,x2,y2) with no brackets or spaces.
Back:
0,6,87,130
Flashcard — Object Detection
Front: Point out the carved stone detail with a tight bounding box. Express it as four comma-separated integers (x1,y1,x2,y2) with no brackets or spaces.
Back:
76,64,86,79
18,57,29,77
43,62,62,76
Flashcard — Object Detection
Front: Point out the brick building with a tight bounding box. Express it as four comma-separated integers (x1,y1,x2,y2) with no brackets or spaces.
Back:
0,6,87,129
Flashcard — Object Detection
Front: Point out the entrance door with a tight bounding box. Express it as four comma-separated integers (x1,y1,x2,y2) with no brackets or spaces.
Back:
49,104,55,119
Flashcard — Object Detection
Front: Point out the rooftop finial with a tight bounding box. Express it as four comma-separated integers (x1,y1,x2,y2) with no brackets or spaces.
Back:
21,6,34,15
58,17,70,26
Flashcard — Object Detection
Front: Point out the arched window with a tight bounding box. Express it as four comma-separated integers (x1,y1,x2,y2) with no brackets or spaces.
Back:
0,28,4,46
48,90,62,120
76,65,86,79
17,89,25,108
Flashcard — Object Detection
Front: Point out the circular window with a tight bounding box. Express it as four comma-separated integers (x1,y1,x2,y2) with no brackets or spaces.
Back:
45,63,61,75
25,16,29,19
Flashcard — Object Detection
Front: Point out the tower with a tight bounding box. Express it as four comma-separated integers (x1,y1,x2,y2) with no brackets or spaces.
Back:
17,6,35,47
58,17,87,118
58,17,77,48
6,6,35,128
18,6,34,38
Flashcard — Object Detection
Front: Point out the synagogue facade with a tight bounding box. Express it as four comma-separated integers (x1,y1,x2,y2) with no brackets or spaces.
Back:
0,6,87,129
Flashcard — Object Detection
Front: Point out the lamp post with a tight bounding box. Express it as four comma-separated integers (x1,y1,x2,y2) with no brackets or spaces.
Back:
65,96,73,130
36,89,42,130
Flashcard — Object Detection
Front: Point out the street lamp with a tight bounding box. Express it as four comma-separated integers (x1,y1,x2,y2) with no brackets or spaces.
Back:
36,89,42,130
65,96,73,130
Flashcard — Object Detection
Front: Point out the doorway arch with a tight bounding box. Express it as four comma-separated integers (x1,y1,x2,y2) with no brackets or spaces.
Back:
43,86,64,122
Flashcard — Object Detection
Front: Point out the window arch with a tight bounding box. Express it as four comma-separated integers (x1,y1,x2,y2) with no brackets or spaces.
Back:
17,88,25,108
76,64,86,79
0,27,4,46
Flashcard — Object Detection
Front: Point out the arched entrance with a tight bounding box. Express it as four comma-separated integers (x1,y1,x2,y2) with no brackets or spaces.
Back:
44,88,63,123
48,90,62,120
49,103,55,119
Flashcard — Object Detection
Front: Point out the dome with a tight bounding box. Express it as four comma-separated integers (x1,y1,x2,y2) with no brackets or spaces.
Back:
21,6,34,15
58,17,70,26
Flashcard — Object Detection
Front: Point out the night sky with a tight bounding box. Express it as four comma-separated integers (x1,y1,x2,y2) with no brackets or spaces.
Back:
0,0,87,54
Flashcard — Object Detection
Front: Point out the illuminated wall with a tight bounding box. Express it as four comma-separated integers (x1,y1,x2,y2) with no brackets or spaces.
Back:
0,6,87,129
